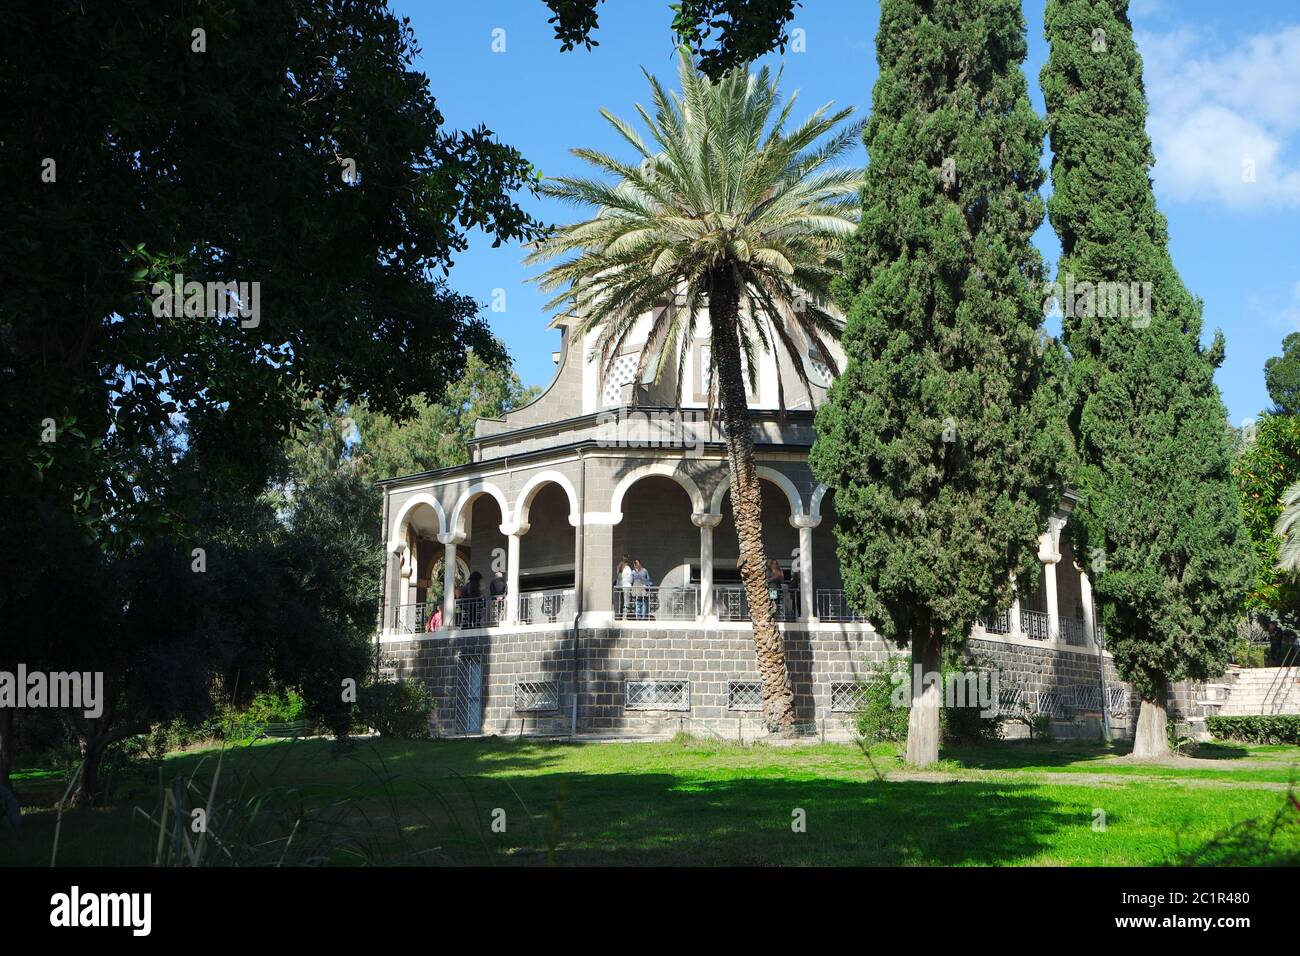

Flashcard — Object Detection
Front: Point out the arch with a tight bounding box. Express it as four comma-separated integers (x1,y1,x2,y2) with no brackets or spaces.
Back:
514,470,581,529
609,462,707,518
708,466,804,517
448,481,513,537
388,492,446,549
809,483,831,519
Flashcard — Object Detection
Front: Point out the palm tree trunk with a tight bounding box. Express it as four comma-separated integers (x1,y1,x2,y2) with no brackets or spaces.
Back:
709,268,797,735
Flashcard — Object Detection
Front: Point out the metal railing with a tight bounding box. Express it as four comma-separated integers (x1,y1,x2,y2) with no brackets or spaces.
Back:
517,588,576,625
712,584,804,621
393,602,440,634
614,585,699,621
1019,608,1051,641
979,610,1013,635
815,589,866,623
1060,617,1090,646
454,595,506,629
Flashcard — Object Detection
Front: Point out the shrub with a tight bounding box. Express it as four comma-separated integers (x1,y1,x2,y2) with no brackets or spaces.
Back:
360,679,435,739
854,653,1003,744
854,659,911,743
245,689,308,724
1206,715,1300,745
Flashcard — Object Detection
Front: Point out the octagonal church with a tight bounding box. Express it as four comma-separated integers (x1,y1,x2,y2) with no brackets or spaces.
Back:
375,304,1143,739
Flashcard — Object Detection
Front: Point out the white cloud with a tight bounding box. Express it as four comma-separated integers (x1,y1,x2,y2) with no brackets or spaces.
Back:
1140,25,1300,209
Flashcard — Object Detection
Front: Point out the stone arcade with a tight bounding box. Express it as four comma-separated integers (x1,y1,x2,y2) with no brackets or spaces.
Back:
376,305,1139,739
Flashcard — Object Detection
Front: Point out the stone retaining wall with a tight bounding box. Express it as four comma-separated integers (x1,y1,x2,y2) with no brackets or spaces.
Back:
380,626,1141,739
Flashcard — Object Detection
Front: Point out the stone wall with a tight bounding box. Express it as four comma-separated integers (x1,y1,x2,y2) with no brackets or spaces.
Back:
381,626,1139,740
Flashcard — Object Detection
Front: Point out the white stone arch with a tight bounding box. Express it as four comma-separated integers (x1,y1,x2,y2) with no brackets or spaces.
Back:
809,483,831,519
514,470,581,529
609,462,707,520
708,466,804,517
388,492,446,550
449,481,513,537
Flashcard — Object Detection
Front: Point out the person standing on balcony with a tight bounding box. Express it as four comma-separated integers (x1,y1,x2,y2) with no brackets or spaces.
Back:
789,563,801,619
489,569,507,623
632,558,652,620
459,571,484,628
615,558,633,619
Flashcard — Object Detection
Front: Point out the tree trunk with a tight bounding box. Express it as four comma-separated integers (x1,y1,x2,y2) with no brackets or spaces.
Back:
1131,684,1169,759
905,625,942,766
709,268,797,736
73,729,112,808
0,706,14,792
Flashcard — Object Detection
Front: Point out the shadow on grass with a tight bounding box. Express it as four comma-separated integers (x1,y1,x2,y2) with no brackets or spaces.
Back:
5,736,1066,866
938,739,1130,770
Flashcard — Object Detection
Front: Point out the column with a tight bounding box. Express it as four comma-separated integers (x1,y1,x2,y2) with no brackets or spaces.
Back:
1043,558,1060,642
504,525,526,624
1079,568,1097,646
1009,585,1023,638
407,547,420,608
790,514,821,622
1038,518,1064,642
438,534,461,628
692,513,722,620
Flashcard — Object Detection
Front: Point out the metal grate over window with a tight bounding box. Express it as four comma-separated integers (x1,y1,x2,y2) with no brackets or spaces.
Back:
602,352,639,406
830,682,869,713
625,680,690,711
515,680,560,713
728,681,763,711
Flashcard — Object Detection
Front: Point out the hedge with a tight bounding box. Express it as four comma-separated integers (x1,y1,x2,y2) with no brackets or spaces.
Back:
1205,714,1300,745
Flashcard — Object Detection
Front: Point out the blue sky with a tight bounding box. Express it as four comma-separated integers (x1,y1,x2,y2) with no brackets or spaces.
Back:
394,0,1300,426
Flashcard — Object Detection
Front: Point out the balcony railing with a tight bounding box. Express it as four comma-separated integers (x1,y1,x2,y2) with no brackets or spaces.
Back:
393,602,439,634
815,589,867,623
517,588,576,625
1019,608,1051,640
454,595,506,629
1060,617,1090,646
712,585,798,621
979,610,1012,635
614,585,699,621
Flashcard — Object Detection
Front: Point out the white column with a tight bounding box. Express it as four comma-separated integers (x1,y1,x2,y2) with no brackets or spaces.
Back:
407,547,420,608
692,513,722,621
1038,516,1065,643
504,525,526,624
1043,558,1060,641
1079,568,1097,646
790,514,821,622
438,534,461,628
1008,572,1019,639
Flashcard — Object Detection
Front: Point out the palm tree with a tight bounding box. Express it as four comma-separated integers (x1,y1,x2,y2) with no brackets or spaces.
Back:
1275,480,1300,573
527,50,863,733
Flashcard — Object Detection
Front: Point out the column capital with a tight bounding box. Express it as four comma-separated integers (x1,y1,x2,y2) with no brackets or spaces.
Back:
691,512,723,529
789,514,822,530
436,532,465,546
499,522,530,537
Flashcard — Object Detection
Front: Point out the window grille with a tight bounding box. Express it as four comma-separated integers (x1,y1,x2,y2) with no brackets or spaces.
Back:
728,681,763,711
625,680,690,711
515,680,560,713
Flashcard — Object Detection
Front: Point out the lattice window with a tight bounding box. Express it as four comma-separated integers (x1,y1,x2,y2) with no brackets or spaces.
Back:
728,681,763,711
806,342,832,388
830,681,869,713
625,679,690,711
515,680,560,713
602,352,639,406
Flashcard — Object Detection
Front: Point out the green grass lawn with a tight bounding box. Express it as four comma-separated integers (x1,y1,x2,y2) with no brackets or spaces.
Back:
4,736,1299,866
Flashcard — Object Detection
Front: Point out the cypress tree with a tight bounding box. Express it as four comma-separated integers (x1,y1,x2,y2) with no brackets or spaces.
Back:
811,0,1067,767
1041,0,1253,757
